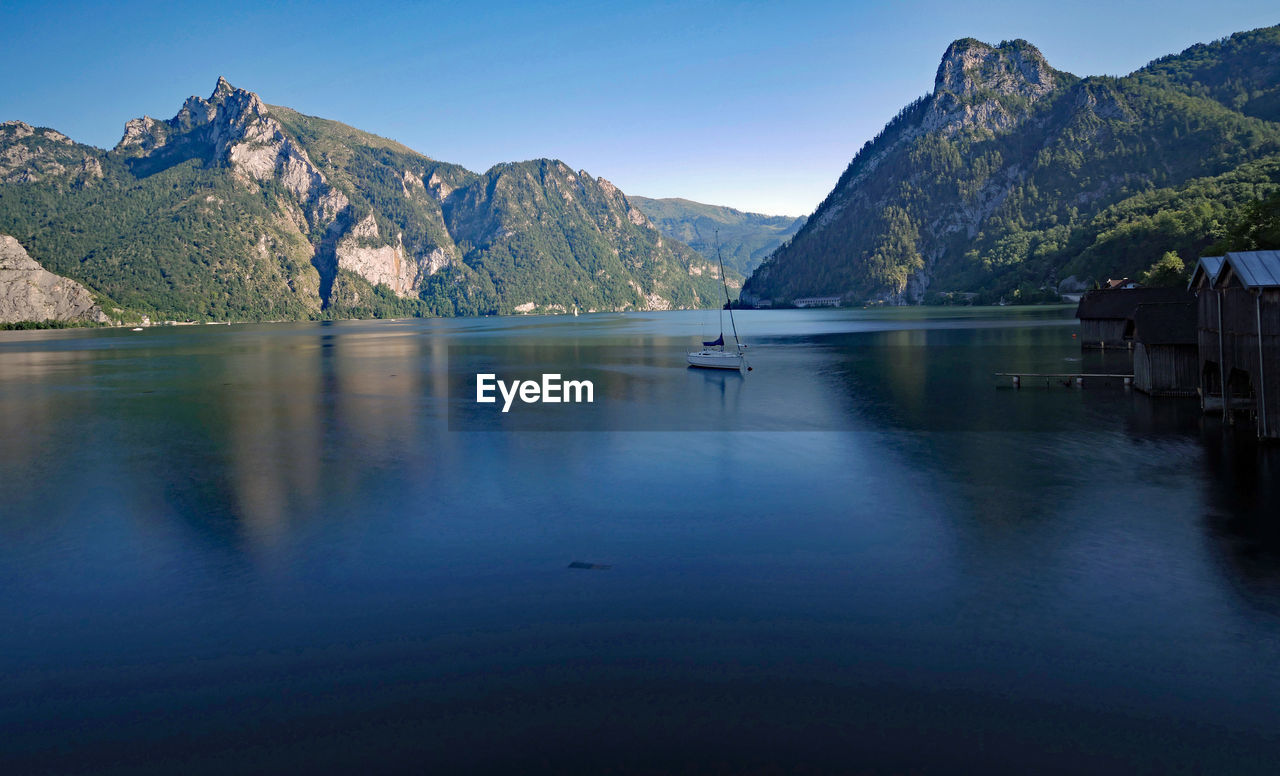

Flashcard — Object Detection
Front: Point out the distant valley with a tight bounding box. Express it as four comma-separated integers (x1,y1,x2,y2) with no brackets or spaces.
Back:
627,196,805,279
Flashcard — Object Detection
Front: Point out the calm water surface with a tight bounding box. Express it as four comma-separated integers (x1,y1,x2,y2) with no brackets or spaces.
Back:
2,307,1279,774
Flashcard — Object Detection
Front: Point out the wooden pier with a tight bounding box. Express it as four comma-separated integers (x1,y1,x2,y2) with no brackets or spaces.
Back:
995,372,1134,388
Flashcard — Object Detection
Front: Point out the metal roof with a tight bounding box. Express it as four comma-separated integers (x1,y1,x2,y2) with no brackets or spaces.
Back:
1223,251,1280,289
1189,256,1224,289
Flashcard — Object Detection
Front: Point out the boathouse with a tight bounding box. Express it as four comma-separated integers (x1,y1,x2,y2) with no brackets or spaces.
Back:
1132,302,1198,396
794,295,842,308
1075,287,1194,349
1193,251,1280,440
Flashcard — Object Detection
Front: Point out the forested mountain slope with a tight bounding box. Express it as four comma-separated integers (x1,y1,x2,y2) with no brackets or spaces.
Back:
743,26,1280,305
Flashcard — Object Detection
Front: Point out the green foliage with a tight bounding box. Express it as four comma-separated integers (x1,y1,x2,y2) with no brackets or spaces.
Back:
1137,26,1280,122
0,319,105,330
442,160,728,313
1211,190,1280,251
0,155,321,321
1139,251,1189,286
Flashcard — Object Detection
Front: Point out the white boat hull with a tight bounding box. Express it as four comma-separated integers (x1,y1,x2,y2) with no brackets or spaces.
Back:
687,350,744,370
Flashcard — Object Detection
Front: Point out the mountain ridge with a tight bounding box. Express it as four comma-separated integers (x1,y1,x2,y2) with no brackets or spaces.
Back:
0,79,728,321
743,25,1280,306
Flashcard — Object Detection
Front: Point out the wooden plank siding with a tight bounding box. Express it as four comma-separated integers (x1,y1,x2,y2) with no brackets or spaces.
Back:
1216,287,1280,439
1079,319,1129,349
1197,287,1223,408
1134,343,1199,396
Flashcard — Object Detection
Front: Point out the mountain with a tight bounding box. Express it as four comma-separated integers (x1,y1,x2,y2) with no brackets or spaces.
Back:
627,196,806,278
0,80,727,322
743,26,1280,306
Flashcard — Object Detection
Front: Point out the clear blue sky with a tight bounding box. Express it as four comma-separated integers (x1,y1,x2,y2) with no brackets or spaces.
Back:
2,1,1276,216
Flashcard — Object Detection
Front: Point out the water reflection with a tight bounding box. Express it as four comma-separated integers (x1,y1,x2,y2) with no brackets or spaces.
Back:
3,310,1280,774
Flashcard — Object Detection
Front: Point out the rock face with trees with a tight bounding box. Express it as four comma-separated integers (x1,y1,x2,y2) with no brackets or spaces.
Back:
743,26,1280,306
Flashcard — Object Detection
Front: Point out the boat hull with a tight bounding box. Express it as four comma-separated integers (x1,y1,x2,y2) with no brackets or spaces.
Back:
687,350,744,370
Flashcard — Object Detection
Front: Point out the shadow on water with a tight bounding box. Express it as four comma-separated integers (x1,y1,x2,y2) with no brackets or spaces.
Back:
1199,424,1280,618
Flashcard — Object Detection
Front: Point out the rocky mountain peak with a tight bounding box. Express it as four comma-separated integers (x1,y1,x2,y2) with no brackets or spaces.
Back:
934,38,1056,99
922,38,1063,136
114,78,266,153
109,79,346,227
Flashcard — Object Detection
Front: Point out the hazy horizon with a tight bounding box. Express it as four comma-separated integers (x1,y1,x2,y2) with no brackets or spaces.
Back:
3,1,1277,216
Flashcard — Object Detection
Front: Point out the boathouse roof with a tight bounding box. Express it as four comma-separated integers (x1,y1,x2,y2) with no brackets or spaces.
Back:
1133,302,1197,346
1075,287,1194,320
1221,251,1280,289
1189,256,1224,289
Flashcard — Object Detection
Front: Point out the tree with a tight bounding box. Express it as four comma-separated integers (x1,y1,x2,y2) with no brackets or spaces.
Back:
1212,191,1280,252
1139,250,1188,287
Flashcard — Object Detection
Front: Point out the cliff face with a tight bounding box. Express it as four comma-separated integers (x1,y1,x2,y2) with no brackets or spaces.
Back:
334,212,420,296
743,27,1280,305
0,236,106,323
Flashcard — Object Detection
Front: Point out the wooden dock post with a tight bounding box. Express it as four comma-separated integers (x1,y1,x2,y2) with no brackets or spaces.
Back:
995,372,1134,389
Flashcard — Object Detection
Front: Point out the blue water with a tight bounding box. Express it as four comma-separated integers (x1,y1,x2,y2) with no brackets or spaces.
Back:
2,308,1279,774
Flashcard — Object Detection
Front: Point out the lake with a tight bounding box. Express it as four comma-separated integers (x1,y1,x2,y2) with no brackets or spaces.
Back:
2,307,1279,774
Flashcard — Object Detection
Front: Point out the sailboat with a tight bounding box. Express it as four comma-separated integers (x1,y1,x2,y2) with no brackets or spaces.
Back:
688,235,751,371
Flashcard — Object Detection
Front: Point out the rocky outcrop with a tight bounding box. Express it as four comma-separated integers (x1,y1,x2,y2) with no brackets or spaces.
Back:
934,39,1057,97
1,121,102,184
334,212,453,296
0,236,106,323
115,116,170,154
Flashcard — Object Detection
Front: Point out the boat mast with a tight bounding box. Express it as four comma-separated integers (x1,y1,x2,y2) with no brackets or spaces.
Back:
716,232,740,348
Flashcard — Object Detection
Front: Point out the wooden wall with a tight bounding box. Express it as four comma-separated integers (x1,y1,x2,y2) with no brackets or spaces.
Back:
1207,287,1280,439
1080,319,1129,349
1135,343,1199,396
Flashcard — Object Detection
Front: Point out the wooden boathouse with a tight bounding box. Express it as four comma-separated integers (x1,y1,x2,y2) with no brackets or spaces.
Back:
1132,302,1198,396
1075,287,1194,349
1192,251,1280,440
